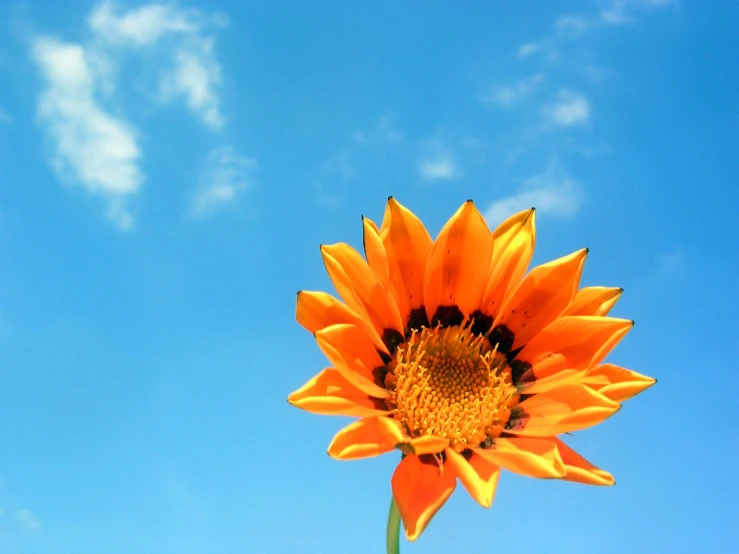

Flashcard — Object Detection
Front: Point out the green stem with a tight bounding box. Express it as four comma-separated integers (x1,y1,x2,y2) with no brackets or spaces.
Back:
386,497,401,554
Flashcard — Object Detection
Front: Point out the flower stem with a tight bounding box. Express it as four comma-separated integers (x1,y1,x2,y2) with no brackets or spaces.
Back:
386,497,401,554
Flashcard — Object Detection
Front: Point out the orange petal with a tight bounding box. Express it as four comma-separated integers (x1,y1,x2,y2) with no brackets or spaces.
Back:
296,291,386,353
391,454,456,542
362,216,394,296
327,417,395,460
480,208,536,318
495,248,588,351
381,198,433,329
473,437,565,479
315,324,389,399
584,363,656,402
564,286,623,317
321,243,404,337
445,448,500,508
507,384,620,436
552,437,615,486
423,201,493,323
376,417,450,455
288,368,389,417
515,316,634,381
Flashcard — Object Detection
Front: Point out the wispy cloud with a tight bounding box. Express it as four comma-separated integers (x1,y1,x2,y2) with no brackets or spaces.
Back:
31,1,248,227
600,0,676,25
418,139,460,182
541,90,590,127
517,42,540,58
32,37,142,230
88,1,226,129
16,509,41,530
555,15,588,39
185,146,256,220
484,161,582,225
480,73,545,108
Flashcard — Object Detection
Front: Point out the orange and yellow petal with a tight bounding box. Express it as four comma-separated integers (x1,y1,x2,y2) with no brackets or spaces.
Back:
376,417,450,456
391,453,457,541
287,368,389,417
315,323,389,398
564,286,623,317
516,316,634,381
296,290,386,353
321,243,404,336
495,248,588,351
328,417,395,460
480,208,536,318
584,363,656,402
472,437,565,479
380,198,433,328
445,448,500,508
423,201,493,323
552,437,615,486
362,216,394,296
508,384,621,437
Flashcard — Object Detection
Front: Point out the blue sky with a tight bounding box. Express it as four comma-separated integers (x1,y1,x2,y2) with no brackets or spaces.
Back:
0,0,737,552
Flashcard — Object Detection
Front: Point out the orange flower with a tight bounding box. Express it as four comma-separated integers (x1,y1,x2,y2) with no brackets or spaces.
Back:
289,198,655,541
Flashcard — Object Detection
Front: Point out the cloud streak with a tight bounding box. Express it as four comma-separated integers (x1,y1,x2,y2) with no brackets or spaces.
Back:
541,90,590,127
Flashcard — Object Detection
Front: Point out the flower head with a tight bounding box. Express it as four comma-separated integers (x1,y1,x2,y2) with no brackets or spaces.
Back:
289,198,654,541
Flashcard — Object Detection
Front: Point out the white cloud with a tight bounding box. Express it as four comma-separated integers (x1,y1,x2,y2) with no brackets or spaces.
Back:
16,509,41,530
555,15,588,38
419,154,457,182
541,90,590,127
32,36,141,230
185,146,256,220
480,73,545,108
601,0,675,24
160,40,223,129
484,162,582,225
517,42,540,58
88,1,199,45
89,1,225,129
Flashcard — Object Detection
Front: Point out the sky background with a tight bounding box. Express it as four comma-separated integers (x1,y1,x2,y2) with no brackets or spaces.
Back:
0,1,737,553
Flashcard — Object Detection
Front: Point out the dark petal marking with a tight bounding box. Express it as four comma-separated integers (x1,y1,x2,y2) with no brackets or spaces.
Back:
406,307,430,334
378,350,392,365
505,407,529,431
419,452,447,466
509,360,534,387
370,397,389,410
431,305,464,328
462,449,474,461
488,324,515,354
506,346,523,364
372,366,388,388
469,310,493,336
382,328,404,357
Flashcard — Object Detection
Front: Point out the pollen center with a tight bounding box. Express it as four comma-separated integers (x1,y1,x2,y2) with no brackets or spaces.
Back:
386,325,517,453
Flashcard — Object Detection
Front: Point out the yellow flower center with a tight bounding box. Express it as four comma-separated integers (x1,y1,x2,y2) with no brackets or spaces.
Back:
386,324,518,453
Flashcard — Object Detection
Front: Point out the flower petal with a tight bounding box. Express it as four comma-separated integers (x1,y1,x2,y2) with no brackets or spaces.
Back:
445,448,500,508
328,417,395,460
423,201,493,323
288,368,389,417
315,324,389,398
321,243,404,336
296,290,386,352
381,198,433,330
584,363,656,402
362,216,394,296
552,437,615,486
376,417,450,455
564,286,623,317
495,248,588,351
507,384,621,436
391,454,456,542
473,437,565,479
480,208,536,318
515,316,634,382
